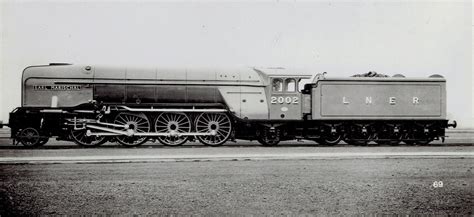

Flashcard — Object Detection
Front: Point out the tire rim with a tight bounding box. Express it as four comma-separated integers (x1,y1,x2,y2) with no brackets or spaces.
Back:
19,127,40,147
155,113,191,146
71,129,107,147
114,112,150,146
195,113,232,146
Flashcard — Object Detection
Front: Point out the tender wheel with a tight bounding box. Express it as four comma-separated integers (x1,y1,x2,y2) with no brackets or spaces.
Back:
345,124,374,146
375,124,402,146
18,127,41,147
403,124,434,145
71,129,108,147
416,139,433,145
114,112,151,147
195,113,232,146
155,112,191,146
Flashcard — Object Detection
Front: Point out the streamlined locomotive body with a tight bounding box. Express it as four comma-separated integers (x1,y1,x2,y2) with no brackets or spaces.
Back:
4,64,456,147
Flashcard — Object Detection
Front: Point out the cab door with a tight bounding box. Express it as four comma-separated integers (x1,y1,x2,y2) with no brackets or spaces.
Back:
269,77,302,120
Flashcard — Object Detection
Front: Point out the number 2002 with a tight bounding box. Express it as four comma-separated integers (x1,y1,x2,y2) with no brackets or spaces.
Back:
270,96,299,104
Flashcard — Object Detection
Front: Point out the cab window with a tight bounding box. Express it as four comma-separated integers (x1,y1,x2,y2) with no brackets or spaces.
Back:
285,78,296,92
298,78,311,92
272,79,283,92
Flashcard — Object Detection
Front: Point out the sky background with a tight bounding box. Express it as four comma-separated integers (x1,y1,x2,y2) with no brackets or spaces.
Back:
1,0,472,127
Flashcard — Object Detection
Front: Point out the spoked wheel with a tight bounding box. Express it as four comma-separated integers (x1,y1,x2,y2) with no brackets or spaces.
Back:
18,127,41,147
70,129,108,147
155,112,191,146
195,113,232,146
114,112,151,147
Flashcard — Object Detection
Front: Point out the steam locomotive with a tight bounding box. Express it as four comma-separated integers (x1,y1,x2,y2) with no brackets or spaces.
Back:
1,63,457,147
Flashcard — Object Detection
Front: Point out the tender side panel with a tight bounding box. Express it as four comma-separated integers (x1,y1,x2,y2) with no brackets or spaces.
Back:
312,81,446,119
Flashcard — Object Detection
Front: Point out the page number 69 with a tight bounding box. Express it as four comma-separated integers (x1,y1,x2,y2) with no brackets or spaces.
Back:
432,181,443,188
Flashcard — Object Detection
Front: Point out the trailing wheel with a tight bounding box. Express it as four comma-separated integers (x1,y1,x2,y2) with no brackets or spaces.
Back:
317,134,342,146
195,113,232,146
18,127,41,147
155,112,191,146
70,129,108,147
258,137,280,146
257,129,280,146
258,138,280,146
114,112,151,147
317,124,342,146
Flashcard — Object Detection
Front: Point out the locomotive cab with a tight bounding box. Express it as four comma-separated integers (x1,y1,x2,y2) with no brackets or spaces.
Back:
268,75,311,120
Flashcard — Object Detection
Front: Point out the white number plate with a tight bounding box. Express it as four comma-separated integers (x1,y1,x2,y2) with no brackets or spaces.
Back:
270,96,299,104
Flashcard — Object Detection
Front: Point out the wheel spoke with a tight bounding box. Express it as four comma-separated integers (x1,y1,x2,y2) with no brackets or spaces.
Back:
155,112,190,146
195,113,232,146
114,112,150,147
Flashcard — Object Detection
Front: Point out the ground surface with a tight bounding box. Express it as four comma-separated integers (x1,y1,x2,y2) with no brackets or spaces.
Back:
0,145,472,216
0,129,472,215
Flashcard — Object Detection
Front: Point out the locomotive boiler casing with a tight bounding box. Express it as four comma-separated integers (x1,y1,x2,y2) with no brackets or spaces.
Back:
21,64,270,119
309,77,447,120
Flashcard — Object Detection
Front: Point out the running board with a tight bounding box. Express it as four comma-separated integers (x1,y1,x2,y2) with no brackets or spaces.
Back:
119,106,227,113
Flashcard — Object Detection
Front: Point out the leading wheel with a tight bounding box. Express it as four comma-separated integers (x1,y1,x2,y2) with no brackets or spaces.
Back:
18,127,41,147
155,112,191,146
114,112,151,147
195,113,232,146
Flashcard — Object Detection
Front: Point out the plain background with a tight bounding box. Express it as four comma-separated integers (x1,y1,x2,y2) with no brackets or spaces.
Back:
0,0,472,127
